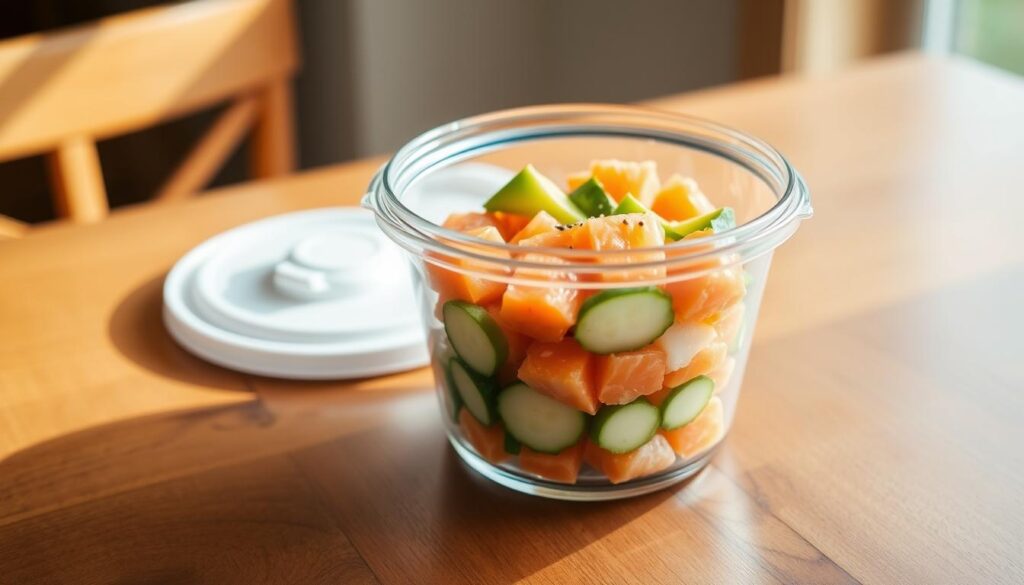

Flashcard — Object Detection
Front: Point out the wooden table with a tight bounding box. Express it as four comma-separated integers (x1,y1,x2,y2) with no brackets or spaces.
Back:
2,54,1022,584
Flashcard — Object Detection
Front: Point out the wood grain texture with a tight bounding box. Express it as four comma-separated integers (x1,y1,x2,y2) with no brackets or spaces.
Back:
0,455,379,584
1,54,1023,583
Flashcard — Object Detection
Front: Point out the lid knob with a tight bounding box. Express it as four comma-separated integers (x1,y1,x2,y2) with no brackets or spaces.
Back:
273,231,381,300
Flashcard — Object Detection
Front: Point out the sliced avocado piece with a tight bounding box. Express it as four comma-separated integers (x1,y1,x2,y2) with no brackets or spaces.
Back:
568,178,616,217
611,193,651,216
483,164,585,224
664,207,735,241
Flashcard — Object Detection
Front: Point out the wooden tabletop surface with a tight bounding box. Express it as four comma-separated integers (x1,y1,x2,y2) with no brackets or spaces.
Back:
2,54,1022,584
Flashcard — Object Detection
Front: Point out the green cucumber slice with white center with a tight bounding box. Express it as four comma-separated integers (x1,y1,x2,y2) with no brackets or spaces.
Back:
660,375,715,430
443,300,508,376
498,383,588,454
574,287,674,354
449,358,498,426
590,399,661,454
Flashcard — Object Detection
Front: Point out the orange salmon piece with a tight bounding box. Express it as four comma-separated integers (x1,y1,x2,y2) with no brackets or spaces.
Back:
517,338,598,414
427,225,509,305
663,341,728,389
510,211,560,244
660,396,724,458
459,409,509,464
594,345,667,405
519,442,585,484
584,435,676,484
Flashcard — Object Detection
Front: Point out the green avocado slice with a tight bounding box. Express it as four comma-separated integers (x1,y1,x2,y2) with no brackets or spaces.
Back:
483,165,586,224
664,207,736,240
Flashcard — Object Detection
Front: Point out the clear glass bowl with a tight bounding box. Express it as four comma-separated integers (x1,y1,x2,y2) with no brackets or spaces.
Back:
365,104,811,500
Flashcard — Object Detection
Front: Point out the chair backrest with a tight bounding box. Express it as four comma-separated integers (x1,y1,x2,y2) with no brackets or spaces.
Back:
0,0,299,227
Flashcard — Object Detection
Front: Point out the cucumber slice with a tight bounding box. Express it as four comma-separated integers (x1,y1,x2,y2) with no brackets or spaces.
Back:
590,399,661,454
443,359,462,421
443,300,508,376
660,375,715,430
450,358,498,426
483,164,586,224
664,207,735,240
575,287,674,354
498,383,588,454
568,178,616,217
504,431,522,455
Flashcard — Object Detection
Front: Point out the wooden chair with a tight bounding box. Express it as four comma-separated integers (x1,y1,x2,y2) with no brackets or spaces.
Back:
0,0,299,238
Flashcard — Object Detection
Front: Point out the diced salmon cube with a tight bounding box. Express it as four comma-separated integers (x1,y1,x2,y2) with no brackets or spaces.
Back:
517,338,598,414
426,225,509,305
459,409,509,464
584,435,677,484
509,211,560,244
665,266,746,323
586,159,661,204
660,396,725,458
517,228,573,248
442,212,500,232
500,253,582,342
492,211,532,241
569,213,666,282
519,442,585,484
651,175,714,221
706,302,745,346
663,341,728,389
594,345,667,405
707,357,736,394
566,171,590,192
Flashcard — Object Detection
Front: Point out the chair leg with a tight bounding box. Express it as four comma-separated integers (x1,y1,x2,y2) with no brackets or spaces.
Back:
251,78,297,179
47,137,109,223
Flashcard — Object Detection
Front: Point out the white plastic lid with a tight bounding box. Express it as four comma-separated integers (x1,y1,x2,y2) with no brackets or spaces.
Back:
163,207,429,379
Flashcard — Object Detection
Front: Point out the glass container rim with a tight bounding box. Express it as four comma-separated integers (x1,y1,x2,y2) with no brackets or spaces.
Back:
367,103,811,273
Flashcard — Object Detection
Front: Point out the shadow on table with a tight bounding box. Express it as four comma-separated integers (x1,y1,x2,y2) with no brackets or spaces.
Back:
287,401,699,584
108,273,434,398
108,273,252,392
0,397,398,584
0,383,703,583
